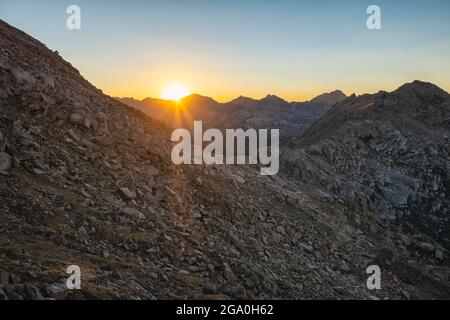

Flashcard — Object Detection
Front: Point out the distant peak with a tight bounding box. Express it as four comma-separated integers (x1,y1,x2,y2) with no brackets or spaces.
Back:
227,95,257,106
261,94,288,104
309,90,347,105
393,80,449,99
396,80,444,92
184,93,203,99
174,93,221,108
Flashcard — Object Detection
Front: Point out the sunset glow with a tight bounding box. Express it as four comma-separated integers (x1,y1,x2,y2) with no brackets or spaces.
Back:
162,83,191,101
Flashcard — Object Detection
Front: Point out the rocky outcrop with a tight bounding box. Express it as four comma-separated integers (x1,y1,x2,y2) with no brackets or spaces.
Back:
283,81,450,249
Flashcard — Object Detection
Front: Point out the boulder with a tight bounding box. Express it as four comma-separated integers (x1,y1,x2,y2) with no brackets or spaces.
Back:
119,207,146,220
219,283,247,299
69,113,84,126
0,152,12,171
118,187,136,201
95,112,109,134
418,242,435,253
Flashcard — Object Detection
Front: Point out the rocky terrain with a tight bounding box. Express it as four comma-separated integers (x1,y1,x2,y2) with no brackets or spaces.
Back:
283,81,450,250
119,90,346,145
0,19,449,300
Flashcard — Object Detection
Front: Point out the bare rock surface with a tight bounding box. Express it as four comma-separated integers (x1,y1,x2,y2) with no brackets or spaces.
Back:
283,81,450,250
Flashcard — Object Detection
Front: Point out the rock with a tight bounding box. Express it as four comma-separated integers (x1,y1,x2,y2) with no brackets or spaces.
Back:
25,284,44,300
435,248,444,260
147,165,159,176
0,88,9,99
95,112,109,134
223,263,238,282
69,113,84,126
67,129,80,142
202,284,217,294
118,187,136,201
0,152,12,171
45,282,66,296
400,234,411,246
0,270,10,284
119,207,146,220
418,242,435,253
0,288,8,300
81,138,99,150
42,75,55,89
230,174,245,184
340,261,350,272
191,209,202,219
78,226,88,237
0,132,5,152
308,144,323,155
272,232,283,243
299,242,313,252
220,283,247,299
276,225,286,235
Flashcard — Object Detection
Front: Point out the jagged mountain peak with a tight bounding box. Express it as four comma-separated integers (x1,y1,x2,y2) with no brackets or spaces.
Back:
227,95,257,106
309,90,347,106
392,80,450,99
260,94,289,105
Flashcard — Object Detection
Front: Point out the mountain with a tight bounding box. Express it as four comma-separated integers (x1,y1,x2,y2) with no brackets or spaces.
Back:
0,19,448,300
118,91,347,145
119,94,221,130
283,81,450,249
209,93,347,145
308,90,347,105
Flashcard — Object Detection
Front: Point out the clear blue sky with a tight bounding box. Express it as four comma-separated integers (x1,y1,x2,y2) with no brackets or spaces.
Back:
1,0,449,101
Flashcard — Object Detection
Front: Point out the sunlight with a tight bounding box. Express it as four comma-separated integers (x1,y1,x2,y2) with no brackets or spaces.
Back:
162,83,191,101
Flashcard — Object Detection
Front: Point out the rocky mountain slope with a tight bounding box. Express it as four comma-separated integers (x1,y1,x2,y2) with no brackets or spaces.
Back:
0,19,449,300
282,81,450,250
118,91,347,145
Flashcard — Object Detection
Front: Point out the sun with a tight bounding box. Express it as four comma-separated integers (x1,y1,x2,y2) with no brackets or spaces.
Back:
162,83,191,101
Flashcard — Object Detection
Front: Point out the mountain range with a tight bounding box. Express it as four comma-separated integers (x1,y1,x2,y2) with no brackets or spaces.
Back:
118,90,347,145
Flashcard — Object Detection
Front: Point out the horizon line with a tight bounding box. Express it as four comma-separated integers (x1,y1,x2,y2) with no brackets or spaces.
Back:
113,79,448,105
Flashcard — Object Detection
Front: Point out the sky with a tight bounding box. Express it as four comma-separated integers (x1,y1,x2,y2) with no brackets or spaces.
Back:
1,0,449,102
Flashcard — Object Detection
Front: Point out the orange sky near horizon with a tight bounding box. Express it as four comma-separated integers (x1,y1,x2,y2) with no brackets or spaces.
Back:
91,67,450,103
4,1,449,103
